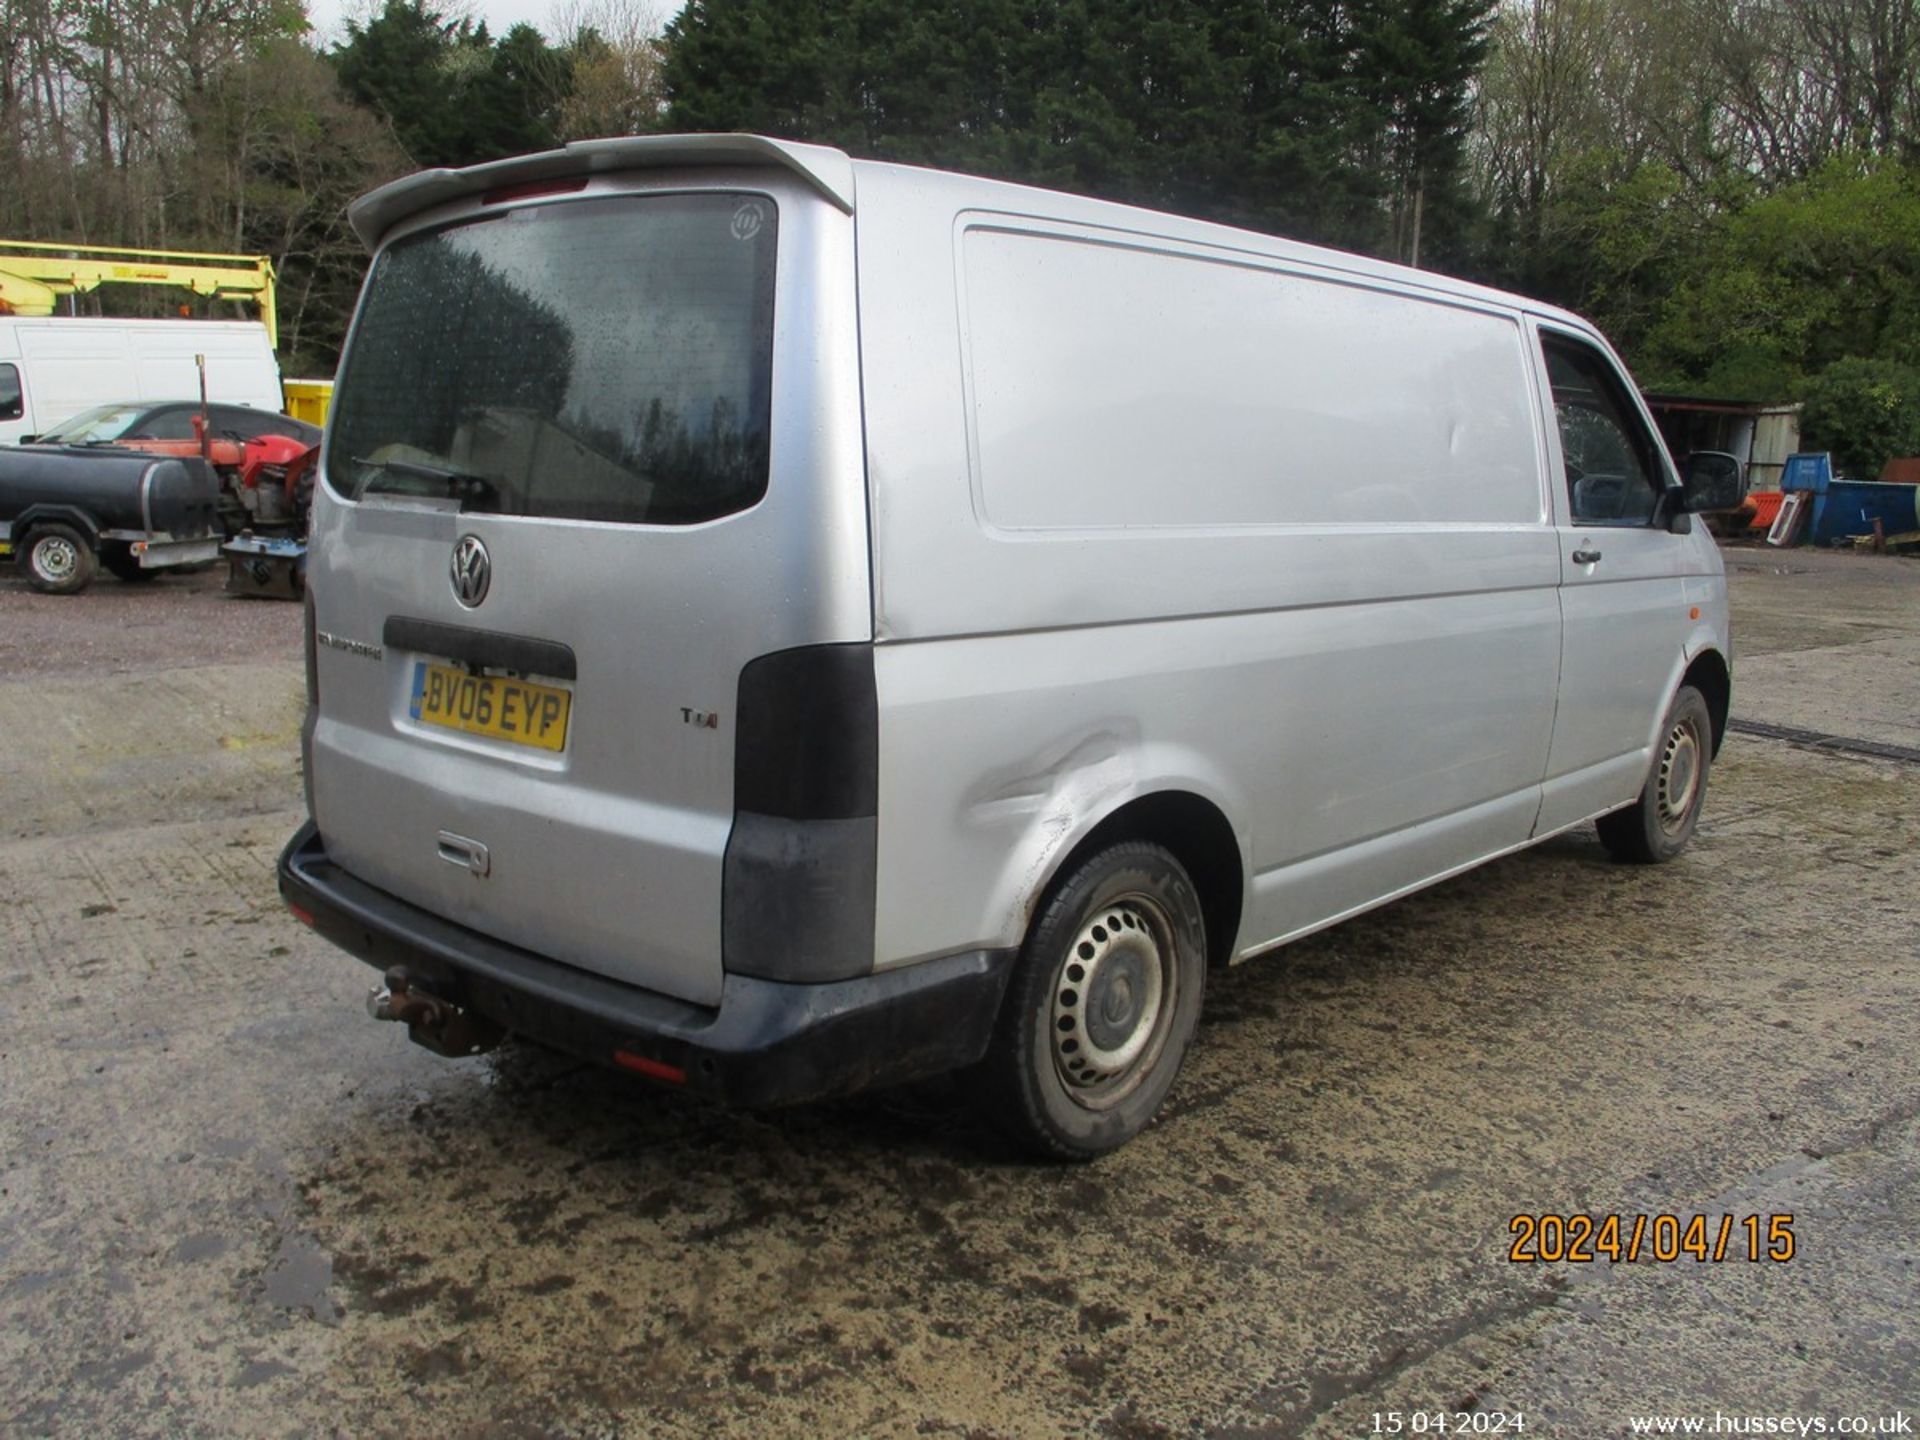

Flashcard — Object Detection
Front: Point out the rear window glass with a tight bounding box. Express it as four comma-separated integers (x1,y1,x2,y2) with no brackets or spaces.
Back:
328,192,778,525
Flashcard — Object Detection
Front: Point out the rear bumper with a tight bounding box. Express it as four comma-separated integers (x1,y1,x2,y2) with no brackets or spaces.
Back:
278,821,1015,1107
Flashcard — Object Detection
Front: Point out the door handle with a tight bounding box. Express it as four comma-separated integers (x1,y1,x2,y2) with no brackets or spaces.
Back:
1571,547,1604,565
437,831,491,877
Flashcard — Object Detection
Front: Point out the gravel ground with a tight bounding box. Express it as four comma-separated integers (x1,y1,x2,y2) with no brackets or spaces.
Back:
0,565,301,678
1,541,1915,1438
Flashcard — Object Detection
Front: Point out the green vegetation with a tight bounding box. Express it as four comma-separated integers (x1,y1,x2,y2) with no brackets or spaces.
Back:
1800,359,1920,481
4,0,1919,472
662,0,1492,261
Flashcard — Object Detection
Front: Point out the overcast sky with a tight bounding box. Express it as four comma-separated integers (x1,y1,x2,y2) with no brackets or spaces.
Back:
304,0,678,46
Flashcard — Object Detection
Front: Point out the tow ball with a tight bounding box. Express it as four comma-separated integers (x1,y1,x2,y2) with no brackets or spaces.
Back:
366,966,505,1058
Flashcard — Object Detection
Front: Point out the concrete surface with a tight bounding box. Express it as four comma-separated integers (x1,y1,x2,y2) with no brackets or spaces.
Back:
1,551,1916,1438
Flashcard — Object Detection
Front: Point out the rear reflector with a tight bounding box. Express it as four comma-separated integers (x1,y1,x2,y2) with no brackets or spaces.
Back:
286,902,315,928
613,1051,687,1085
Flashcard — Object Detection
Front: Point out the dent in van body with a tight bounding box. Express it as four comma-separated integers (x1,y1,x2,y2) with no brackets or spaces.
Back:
963,721,1138,830
962,720,1141,929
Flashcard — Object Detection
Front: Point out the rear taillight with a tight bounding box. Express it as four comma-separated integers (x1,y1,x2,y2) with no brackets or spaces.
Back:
732,644,877,820
724,644,878,984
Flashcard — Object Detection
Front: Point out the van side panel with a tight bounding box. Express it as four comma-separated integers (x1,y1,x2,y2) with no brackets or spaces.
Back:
854,165,1562,967
962,225,1541,531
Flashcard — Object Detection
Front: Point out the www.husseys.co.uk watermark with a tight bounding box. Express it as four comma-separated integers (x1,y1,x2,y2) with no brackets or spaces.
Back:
1627,1412,1912,1435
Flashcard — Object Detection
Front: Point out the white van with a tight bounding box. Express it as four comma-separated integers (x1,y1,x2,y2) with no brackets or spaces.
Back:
280,136,1735,1158
0,317,283,444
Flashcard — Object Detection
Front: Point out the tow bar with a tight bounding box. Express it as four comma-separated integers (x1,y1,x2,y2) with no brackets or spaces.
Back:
366,966,505,1058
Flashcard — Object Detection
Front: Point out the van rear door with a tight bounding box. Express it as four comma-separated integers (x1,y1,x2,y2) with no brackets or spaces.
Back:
305,176,869,1008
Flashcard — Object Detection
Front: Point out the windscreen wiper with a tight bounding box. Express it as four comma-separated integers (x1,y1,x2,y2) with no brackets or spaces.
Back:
353,456,500,508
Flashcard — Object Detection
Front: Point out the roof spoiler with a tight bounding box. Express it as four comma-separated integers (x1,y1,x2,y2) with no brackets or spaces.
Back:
347,134,856,250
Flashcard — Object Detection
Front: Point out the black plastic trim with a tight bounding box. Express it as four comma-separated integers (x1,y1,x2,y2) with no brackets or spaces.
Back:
724,812,877,982
383,616,578,680
279,821,1013,1108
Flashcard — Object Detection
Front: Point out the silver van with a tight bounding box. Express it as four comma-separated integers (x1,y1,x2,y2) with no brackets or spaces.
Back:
280,135,1735,1158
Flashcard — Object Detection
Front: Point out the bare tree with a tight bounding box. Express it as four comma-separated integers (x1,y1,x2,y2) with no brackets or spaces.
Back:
549,0,665,139
1694,0,1920,179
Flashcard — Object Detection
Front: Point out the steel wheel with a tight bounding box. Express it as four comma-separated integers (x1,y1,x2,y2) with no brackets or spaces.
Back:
32,534,79,583
1597,683,1714,864
973,839,1207,1160
25,524,97,595
1050,893,1179,1109
1655,711,1704,837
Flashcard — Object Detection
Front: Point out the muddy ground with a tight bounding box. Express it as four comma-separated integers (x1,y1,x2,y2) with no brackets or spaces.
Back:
2,550,1915,1438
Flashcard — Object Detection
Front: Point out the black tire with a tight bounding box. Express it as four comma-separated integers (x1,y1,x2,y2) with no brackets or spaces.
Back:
1596,684,1713,863
101,544,157,583
973,840,1206,1161
24,524,97,595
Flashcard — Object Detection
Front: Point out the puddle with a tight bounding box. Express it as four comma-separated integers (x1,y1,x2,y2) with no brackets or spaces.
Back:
173,1231,234,1264
262,1232,338,1324
237,1358,296,1389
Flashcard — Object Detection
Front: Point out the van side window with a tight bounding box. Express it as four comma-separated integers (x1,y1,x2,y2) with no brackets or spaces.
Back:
0,364,20,422
1542,336,1665,525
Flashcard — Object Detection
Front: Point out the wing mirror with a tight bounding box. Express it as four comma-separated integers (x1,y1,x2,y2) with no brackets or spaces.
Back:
1679,451,1745,513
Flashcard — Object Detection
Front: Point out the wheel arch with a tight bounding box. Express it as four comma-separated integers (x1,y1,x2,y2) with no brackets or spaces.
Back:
1682,648,1731,757
16,504,102,546
1037,790,1245,968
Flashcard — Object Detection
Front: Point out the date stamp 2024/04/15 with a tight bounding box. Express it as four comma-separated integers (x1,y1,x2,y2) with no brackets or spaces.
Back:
1508,1213,1796,1264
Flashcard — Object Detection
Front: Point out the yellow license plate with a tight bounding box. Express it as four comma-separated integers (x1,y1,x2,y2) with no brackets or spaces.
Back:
409,662,571,752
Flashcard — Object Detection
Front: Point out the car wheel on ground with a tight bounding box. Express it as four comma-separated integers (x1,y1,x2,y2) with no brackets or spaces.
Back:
1597,683,1714,863
24,523,97,595
973,840,1207,1161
